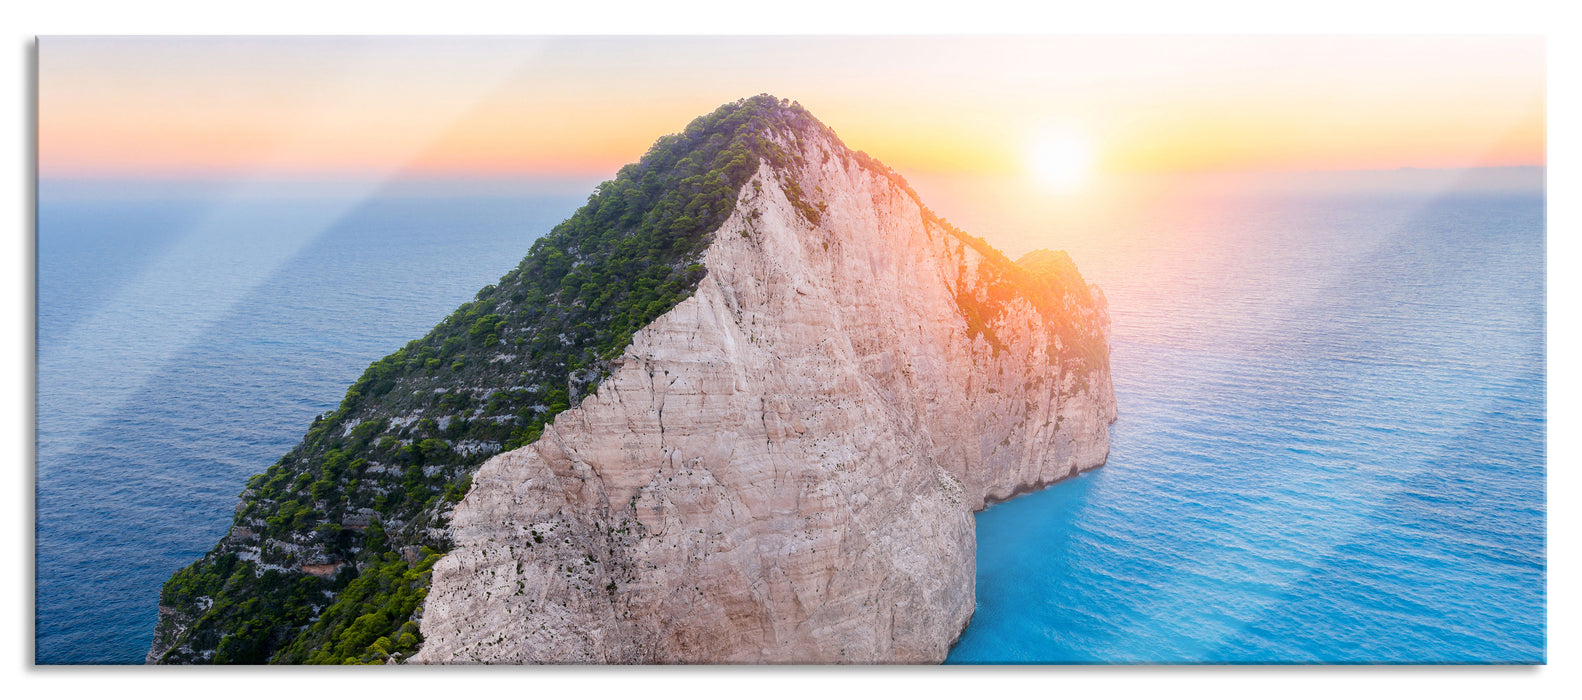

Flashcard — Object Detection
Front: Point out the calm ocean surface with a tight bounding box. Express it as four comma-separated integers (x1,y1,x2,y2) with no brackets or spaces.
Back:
35,180,1543,665
947,186,1546,663
35,189,587,664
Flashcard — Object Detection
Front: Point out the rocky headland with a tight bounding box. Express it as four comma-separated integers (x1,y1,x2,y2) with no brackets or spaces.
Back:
149,95,1114,665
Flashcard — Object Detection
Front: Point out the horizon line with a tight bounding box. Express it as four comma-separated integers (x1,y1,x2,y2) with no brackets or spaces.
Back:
36,163,1549,184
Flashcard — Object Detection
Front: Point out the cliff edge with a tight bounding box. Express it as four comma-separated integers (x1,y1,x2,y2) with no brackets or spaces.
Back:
413,101,1115,663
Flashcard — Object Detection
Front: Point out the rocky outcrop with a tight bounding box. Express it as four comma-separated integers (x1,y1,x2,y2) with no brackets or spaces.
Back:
413,120,1116,664
145,606,194,664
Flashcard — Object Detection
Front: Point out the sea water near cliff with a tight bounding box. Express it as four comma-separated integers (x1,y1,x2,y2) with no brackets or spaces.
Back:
35,174,1543,664
940,175,1546,663
35,185,588,664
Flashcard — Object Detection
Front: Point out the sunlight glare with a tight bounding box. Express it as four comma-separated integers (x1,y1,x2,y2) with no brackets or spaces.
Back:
1029,131,1092,194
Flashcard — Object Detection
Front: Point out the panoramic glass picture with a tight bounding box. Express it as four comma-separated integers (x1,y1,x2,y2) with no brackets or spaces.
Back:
35,36,1544,665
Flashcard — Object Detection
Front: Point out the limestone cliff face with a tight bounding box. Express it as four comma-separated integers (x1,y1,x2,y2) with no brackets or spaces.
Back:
412,123,1116,664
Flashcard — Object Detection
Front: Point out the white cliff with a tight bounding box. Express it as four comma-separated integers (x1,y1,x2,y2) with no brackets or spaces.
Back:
413,123,1116,664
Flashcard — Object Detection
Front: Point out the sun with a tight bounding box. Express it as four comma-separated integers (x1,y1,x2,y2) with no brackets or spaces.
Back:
1028,131,1093,194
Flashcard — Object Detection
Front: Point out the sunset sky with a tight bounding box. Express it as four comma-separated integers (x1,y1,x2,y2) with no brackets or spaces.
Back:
38,35,1545,186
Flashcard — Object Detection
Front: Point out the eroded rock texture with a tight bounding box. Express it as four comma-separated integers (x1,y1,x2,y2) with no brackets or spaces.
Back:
414,123,1116,664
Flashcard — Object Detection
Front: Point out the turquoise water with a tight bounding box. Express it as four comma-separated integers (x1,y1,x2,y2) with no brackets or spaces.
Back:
946,191,1545,663
35,182,1543,664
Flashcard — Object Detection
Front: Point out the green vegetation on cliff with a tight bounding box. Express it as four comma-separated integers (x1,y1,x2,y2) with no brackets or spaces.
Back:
151,93,1105,665
152,94,826,664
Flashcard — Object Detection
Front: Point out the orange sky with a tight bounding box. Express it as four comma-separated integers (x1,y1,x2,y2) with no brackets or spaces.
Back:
38,36,1545,182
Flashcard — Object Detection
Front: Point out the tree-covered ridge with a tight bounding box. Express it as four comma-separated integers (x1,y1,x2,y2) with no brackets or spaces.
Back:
152,94,824,664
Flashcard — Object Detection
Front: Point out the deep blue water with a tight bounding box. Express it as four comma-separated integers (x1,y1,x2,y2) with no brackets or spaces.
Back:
36,183,1543,665
947,190,1545,663
35,189,584,664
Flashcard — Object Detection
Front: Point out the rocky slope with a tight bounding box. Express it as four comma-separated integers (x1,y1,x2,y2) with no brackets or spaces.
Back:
150,97,779,664
412,105,1116,663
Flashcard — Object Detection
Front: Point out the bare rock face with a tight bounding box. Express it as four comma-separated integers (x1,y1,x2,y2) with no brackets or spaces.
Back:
413,125,1116,664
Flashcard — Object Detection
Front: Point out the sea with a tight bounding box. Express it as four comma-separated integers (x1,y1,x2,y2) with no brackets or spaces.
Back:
34,171,1545,665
